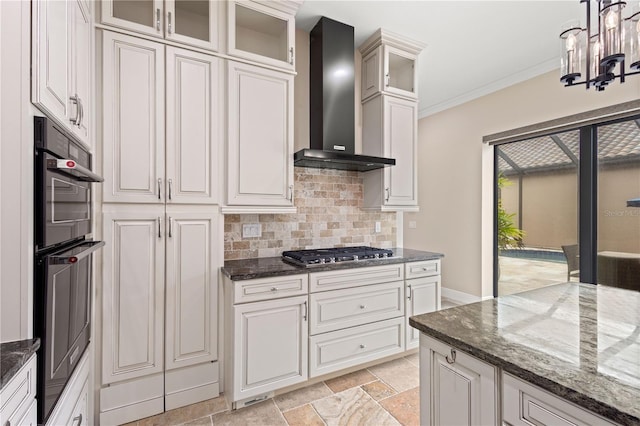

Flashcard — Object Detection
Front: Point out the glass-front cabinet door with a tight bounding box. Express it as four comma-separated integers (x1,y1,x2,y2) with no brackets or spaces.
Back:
227,0,296,71
383,46,417,99
101,0,219,51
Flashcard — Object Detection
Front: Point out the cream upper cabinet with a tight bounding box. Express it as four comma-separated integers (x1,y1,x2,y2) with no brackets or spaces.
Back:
359,29,425,101
102,31,220,205
32,0,92,148
225,60,295,212
227,0,301,71
102,31,166,204
100,0,220,52
362,95,418,211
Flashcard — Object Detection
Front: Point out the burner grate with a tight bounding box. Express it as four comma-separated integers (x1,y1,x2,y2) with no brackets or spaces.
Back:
282,246,394,266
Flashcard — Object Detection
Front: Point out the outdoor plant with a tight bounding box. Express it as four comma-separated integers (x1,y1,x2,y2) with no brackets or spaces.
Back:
497,174,525,250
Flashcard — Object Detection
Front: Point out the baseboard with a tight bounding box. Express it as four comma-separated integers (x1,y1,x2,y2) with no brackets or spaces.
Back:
441,287,482,305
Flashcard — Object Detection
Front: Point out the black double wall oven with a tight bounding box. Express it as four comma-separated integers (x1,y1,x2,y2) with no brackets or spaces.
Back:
34,117,104,423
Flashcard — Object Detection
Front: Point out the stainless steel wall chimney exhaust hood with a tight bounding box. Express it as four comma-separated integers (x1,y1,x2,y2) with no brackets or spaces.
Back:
294,17,395,172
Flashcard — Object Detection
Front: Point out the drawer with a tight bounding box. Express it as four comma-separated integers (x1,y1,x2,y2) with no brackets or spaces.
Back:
502,373,618,426
309,317,404,378
310,281,404,335
232,274,308,304
310,264,404,293
0,355,36,425
405,259,440,279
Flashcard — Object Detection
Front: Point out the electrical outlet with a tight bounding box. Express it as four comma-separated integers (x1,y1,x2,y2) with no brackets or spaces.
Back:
242,223,262,238
409,221,417,229
375,221,381,233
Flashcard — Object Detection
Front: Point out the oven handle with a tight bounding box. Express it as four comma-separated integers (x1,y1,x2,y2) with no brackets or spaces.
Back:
50,241,105,265
47,159,104,183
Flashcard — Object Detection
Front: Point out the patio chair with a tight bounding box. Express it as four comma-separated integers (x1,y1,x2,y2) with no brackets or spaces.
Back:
561,244,580,282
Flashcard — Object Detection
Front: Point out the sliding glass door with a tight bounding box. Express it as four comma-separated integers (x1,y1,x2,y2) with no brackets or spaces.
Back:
494,115,640,296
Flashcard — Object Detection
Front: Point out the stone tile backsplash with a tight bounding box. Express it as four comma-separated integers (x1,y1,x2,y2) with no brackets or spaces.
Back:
224,168,397,260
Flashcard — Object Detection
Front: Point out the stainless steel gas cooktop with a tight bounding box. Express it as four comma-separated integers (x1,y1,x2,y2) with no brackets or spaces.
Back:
282,246,394,267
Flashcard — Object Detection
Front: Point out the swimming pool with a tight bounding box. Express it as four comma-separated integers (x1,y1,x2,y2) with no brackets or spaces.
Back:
500,248,566,263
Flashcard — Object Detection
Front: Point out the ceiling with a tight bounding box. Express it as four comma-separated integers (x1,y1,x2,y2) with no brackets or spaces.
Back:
295,1,583,118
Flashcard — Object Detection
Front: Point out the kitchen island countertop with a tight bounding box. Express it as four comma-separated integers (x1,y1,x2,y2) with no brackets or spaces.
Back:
409,283,640,425
222,248,444,281
0,338,40,391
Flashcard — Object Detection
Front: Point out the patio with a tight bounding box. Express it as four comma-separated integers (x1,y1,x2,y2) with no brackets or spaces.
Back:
498,255,570,296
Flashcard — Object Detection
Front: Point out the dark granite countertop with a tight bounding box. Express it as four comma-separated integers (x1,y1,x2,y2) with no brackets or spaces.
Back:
1,338,40,391
222,248,444,281
409,283,640,425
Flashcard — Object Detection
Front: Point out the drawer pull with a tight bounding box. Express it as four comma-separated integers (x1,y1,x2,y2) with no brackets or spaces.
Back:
359,344,366,349
446,348,456,364
303,301,308,321
422,267,430,271
270,287,278,292
72,414,83,426
359,304,366,309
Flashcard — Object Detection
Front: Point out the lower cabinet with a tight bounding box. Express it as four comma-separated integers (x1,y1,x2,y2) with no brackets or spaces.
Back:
405,259,441,349
100,205,220,424
223,275,309,408
420,334,499,426
0,354,37,426
47,348,89,426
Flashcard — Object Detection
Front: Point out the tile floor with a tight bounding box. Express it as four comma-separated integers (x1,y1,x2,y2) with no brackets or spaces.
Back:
124,299,463,426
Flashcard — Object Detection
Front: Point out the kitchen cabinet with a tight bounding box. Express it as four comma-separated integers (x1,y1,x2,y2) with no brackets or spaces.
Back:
362,95,419,211
101,205,220,422
225,60,295,212
502,373,618,426
100,0,220,52
359,29,425,101
0,355,36,426
420,334,499,426
405,260,441,349
32,0,92,148
46,348,89,426
308,265,406,377
223,275,309,408
227,0,301,71
102,31,221,205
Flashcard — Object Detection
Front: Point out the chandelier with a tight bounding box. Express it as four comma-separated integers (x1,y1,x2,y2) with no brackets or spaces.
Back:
560,0,640,90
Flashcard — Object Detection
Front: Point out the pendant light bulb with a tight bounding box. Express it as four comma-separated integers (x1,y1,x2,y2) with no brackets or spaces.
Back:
605,8,619,30
566,33,577,51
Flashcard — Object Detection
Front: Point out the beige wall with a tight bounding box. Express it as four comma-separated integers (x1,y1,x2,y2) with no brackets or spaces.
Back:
405,69,640,298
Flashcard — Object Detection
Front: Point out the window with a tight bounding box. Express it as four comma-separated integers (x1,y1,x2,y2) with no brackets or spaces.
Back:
494,116,640,296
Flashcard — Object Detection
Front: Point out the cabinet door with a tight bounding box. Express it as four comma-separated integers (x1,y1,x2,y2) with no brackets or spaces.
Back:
383,46,418,100
102,31,165,203
361,47,382,101
69,0,91,147
165,208,219,370
406,276,440,349
101,0,163,38
384,96,418,206
166,47,221,205
233,295,308,401
228,1,295,71
227,61,294,207
165,0,220,51
102,206,165,384
32,0,70,124
421,335,498,426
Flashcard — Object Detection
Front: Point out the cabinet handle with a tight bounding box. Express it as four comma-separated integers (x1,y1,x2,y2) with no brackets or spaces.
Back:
168,178,173,200
168,11,172,34
270,287,278,292
446,348,456,364
168,216,173,238
72,413,83,426
78,96,84,127
360,344,366,349
385,73,390,87
157,217,162,238
359,304,366,309
69,94,80,125
407,285,412,299
156,8,161,31
288,185,293,202
158,178,162,200
6,420,11,426
385,187,390,202
303,301,307,321
289,47,294,65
